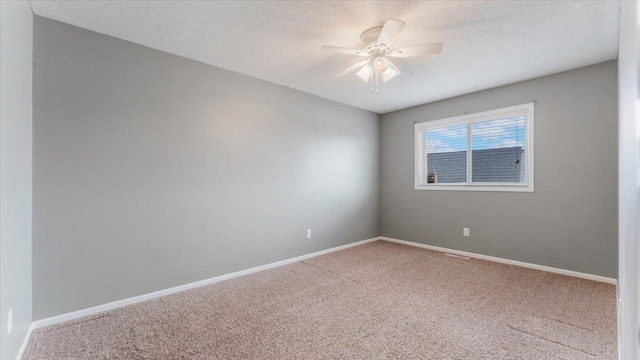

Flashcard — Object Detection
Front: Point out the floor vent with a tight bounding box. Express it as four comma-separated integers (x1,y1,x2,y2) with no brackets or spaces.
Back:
444,253,470,260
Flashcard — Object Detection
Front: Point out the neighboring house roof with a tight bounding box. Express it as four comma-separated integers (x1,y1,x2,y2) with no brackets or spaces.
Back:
427,147,524,183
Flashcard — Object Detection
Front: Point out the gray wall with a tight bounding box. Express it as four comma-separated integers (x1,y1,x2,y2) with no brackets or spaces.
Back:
33,17,379,320
1,1,33,359
380,61,618,278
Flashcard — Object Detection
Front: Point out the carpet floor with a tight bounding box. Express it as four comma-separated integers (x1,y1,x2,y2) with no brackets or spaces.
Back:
23,241,617,359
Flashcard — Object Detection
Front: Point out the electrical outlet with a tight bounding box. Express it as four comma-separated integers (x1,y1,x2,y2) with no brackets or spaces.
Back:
463,228,470,237
7,308,12,335
306,229,311,239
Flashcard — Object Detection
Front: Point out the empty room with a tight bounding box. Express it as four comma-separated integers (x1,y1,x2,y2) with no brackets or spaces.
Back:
1,1,639,359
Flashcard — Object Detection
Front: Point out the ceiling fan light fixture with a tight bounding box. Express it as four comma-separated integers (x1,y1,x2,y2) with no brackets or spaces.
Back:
373,56,390,74
356,64,373,82
381,65,399,82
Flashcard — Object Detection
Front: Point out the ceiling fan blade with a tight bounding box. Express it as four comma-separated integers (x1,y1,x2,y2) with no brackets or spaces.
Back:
334,60,370,77
321,45,368,57
377,19,405,47
389,43,443,58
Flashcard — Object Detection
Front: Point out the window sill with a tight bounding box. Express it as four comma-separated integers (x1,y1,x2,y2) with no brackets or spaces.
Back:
414,184,534,192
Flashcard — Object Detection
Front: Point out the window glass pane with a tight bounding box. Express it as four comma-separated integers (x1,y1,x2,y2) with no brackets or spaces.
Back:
471,116,525,183
426,124,467,183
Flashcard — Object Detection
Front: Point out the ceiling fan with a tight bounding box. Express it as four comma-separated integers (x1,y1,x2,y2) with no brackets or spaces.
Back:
321,19,443,94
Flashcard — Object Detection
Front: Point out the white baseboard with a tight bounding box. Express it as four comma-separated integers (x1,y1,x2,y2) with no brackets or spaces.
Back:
15,323,34,360
28,235,616,337
380,236,617,285
30,237,379,330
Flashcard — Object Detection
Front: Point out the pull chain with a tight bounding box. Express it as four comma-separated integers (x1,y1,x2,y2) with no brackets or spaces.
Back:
370,73,380,94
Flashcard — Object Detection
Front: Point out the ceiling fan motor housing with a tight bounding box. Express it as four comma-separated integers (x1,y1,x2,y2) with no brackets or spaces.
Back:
360,26,384,53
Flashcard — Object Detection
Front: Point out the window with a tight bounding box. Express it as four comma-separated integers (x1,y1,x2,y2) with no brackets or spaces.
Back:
415,103,534,192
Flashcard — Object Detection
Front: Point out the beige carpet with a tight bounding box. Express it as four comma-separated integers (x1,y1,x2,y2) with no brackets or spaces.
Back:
23,241,617,359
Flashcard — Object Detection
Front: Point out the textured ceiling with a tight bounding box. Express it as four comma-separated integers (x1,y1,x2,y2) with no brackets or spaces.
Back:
30,1,619,114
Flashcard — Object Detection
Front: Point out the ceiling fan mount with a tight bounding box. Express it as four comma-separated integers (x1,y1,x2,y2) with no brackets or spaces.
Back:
322,19,443,94
360,26,384,50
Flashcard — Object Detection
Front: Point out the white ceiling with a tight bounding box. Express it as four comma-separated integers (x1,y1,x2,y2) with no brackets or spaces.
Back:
30,1,619,114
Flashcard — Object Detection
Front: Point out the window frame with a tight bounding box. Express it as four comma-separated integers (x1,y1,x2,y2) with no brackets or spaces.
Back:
414,103,534,192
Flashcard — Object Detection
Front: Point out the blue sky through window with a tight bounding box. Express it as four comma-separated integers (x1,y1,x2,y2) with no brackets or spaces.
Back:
426,116,525,154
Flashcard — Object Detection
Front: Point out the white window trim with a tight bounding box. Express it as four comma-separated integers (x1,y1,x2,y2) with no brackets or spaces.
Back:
414,102,534,192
